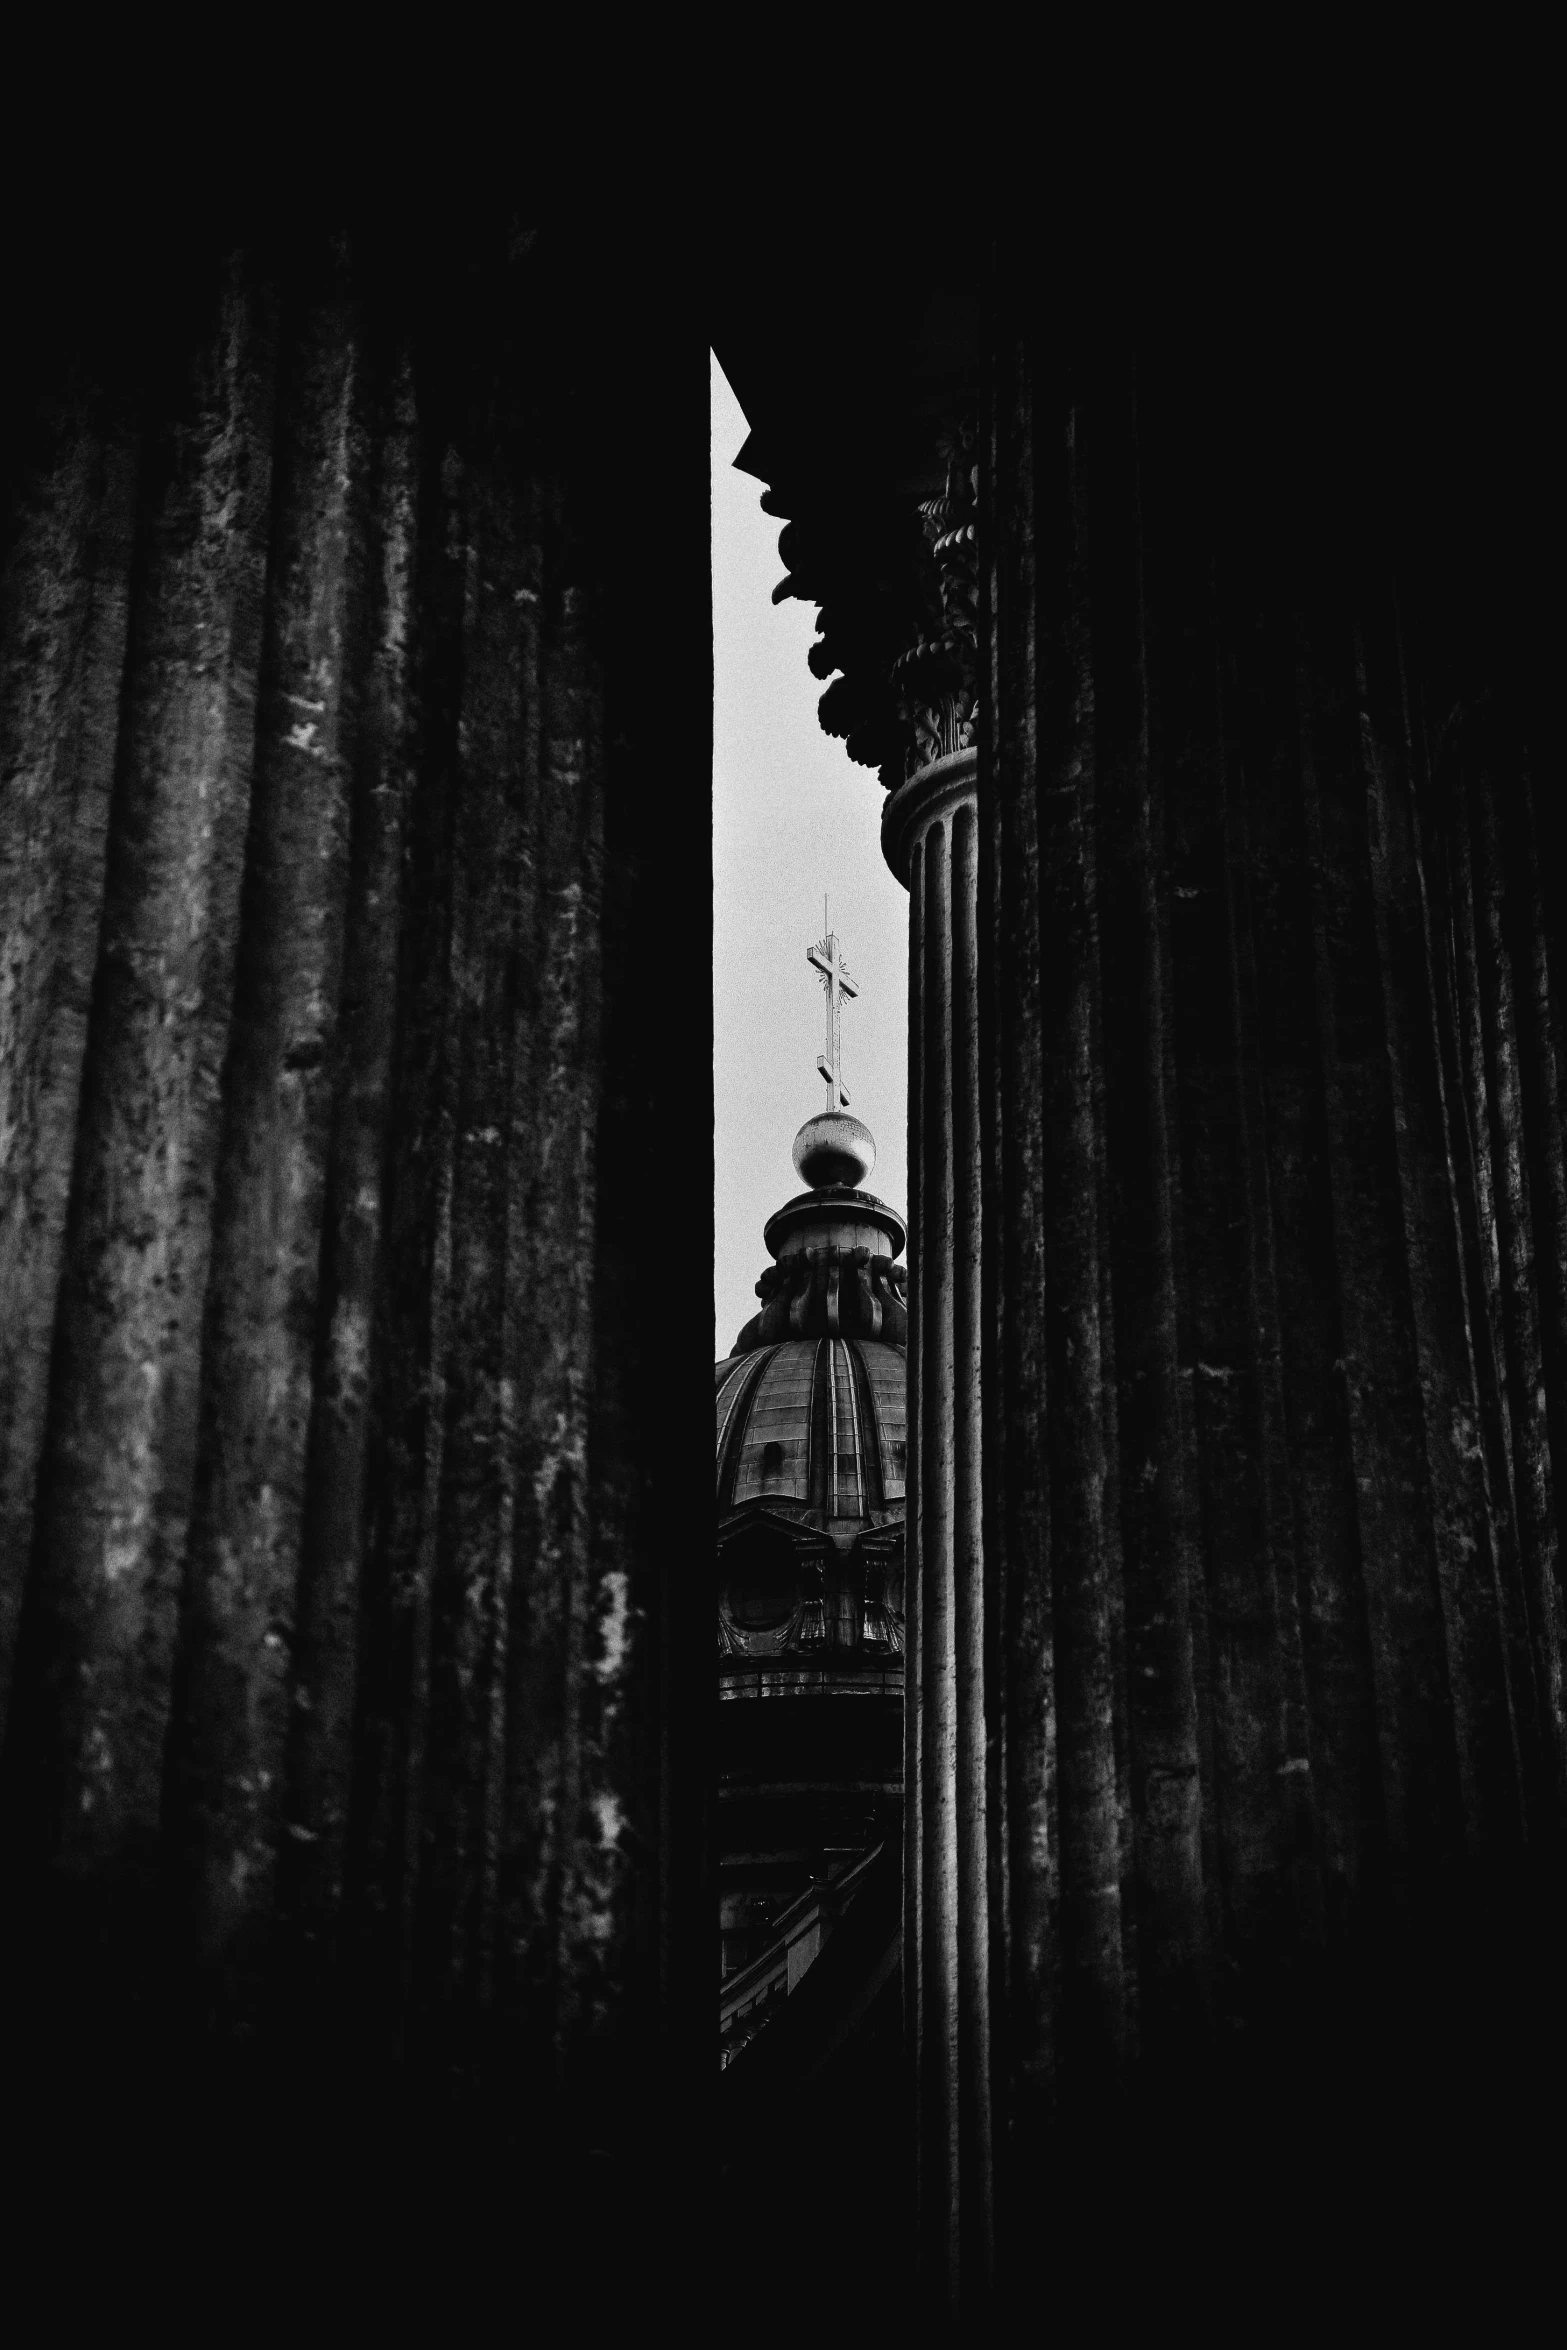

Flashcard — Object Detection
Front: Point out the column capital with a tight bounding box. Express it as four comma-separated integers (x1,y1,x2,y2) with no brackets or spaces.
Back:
881,745,979,889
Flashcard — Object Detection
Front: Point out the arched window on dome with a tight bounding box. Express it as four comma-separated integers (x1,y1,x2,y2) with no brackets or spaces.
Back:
722,1523,798,1632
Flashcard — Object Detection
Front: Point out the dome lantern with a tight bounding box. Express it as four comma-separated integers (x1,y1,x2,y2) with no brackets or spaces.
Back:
724,924,908,1356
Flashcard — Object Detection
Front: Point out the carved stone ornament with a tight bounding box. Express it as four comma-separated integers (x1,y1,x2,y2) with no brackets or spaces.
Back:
734,1244,909,1353
761,405,980,791
891,415,979,781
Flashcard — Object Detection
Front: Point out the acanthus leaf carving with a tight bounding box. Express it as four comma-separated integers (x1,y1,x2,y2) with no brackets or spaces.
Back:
891,414,979,780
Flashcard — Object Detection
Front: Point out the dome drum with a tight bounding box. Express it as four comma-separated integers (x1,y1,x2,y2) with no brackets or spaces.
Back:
718,1510,905,1667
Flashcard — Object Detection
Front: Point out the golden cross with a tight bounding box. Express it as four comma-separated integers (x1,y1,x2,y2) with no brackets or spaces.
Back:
807,929,859,1111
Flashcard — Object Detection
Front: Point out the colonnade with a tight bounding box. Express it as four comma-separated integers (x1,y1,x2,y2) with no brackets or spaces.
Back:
885,325,1567,2322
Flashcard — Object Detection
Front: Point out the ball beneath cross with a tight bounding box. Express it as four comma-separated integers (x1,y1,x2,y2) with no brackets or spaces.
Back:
792,1111,877,1191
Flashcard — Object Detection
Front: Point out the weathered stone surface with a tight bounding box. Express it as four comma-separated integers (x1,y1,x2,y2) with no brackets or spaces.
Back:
801,267,1567,2316
0,223,711,2227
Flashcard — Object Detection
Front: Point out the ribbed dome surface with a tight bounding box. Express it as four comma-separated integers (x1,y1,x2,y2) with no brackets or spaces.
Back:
715,1338,907,1520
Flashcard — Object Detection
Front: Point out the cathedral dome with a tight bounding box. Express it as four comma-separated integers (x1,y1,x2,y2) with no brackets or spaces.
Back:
715,1337,907,1521
716,924,908,1670
714,1327,907,1669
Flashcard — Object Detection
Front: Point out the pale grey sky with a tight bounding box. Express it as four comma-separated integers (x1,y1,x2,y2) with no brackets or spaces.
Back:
711,354,909,1355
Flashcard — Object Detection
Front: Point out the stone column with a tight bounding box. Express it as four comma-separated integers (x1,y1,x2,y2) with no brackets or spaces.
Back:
882,743,992,2309
0,222,713,2269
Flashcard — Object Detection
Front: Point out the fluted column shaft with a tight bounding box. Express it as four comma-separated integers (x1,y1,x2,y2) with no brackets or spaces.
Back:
884,746,991,2310
0,228,713,2217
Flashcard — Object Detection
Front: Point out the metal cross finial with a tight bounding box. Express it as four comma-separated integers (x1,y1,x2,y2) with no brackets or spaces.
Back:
808,928,859,1111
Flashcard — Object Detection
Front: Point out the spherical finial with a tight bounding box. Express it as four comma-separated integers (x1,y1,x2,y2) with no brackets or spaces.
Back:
792,1111,876,1191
